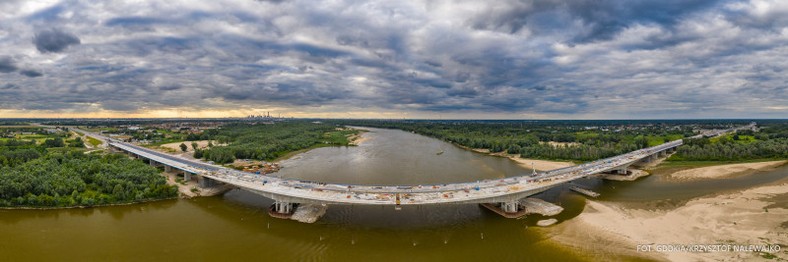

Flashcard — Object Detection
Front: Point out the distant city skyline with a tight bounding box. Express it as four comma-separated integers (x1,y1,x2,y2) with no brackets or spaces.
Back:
1,0,787,119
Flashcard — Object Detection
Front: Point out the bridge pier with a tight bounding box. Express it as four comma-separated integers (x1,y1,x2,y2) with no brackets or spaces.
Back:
480,200,528,218
275,202,293,214
616,167,627,175
164,165,172,172
197,176,218,188
268,201,297,219
501,200,519,213
184,172,192,181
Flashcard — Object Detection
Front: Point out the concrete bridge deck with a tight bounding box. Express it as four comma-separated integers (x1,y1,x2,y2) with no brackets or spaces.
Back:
106,136,681,206
69,125,717,221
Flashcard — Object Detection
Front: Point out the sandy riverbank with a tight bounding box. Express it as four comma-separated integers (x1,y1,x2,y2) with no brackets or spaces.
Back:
348,131,370,145
161,172,232,198
468,147,575,171
509,157,575,172
669,160,787,181
550,181,788,261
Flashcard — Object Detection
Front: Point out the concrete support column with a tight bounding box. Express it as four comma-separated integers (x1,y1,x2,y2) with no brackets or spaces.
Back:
617,167,627,174
184,172,191,181
198,176,215,188
500,200,519,213
164,165,172,172
149,160,156,166
274,202,293,214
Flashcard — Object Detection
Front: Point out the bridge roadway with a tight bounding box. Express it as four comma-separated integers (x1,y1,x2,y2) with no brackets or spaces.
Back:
93,127,683,217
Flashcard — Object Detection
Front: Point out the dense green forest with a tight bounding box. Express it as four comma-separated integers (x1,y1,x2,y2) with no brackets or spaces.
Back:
330,119,788,162
1,128,83,167
670,124,788,161
0,128,177,208
193,122,357,164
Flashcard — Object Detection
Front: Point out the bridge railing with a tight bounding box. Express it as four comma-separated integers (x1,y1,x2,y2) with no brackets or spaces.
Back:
105,131,693,197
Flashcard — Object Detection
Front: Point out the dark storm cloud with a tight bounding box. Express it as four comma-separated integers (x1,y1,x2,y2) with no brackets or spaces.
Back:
0,57,17,73
105,16,164,27
0,84,18,90
19,69,43,77
571,0,723,42
468,0,724,42
33,29,81,53
0,0,786,118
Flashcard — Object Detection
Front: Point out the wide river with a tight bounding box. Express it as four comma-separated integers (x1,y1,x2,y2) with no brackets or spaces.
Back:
1,127,786,261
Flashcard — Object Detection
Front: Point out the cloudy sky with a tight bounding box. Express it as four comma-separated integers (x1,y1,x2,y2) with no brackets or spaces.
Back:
1,0,786,119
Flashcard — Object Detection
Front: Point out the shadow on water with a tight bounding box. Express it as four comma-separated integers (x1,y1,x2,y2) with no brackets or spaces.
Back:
220,188,489,229
181,188,594,261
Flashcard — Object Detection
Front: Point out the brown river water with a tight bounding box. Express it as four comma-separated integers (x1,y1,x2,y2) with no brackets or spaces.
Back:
1,127,785,261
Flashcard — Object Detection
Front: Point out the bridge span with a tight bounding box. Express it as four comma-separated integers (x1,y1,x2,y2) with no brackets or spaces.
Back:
80,128,684,221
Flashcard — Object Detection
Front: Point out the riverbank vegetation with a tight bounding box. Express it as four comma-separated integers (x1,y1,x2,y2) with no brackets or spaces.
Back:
330,119,787,162
193,122,358,164
670,124,788,161
0,128,177,208
330,120,691,161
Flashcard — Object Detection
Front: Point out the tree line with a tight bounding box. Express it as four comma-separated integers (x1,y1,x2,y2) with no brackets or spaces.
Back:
193,122,357,164
328,119,788,162
671,124,788,161
0,150,177,207
329,120,690,161
0,133,177,207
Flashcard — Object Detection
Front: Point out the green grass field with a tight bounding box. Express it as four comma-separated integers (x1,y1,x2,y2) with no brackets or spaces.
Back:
574,131,599,140
645,134,684,147
321,130,356,145
46,147,87,153
709,134,758,144
86,136,102,147
16,134,51,144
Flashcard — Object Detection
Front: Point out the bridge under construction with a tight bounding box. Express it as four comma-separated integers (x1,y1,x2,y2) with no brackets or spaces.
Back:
73,124,750,223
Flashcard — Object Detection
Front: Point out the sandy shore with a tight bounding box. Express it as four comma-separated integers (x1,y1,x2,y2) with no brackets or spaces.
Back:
509,157,575,172
465,148,575,171
161,172,232,198
348,131,370,145
551,182,788,261
345,127,371,146
669,160,787,180
494,151,575,171
603,169,650,181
